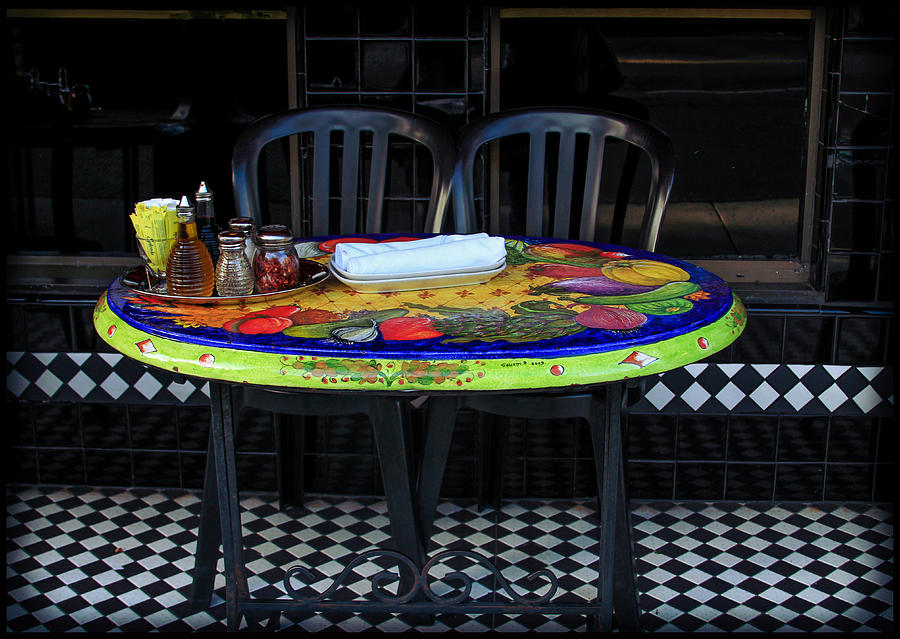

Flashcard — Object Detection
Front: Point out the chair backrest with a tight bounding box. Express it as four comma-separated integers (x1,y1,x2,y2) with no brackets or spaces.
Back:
452,107,675,251
232,106,456,234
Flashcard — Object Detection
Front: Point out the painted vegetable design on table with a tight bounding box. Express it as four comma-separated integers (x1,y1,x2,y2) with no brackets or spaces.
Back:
516,241,702,318
213,238,709,344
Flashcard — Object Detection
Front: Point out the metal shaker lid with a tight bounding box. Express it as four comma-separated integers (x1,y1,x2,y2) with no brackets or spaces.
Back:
175,195,194,219
217,230,245,247
256,224,294,248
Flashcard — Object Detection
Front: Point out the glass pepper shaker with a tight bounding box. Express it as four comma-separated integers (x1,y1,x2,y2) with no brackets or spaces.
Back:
253,224,300,293
215,231,254,296
228,217,257,265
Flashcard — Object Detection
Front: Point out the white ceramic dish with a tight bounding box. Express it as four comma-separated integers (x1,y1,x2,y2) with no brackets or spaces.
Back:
329,256,507,281
327,260,506,293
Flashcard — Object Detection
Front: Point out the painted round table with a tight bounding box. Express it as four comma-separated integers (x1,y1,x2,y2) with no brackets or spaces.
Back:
94,234,745,391
93,234,746,631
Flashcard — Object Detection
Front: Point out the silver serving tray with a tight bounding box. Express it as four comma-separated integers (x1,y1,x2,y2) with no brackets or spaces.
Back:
119,261,329,305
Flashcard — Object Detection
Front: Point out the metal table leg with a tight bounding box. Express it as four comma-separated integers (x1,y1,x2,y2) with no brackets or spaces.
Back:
371,398,429,622
589,382,641,632
188,429,221,610
415,395,460,550
191,388,428,629
208,382,251,630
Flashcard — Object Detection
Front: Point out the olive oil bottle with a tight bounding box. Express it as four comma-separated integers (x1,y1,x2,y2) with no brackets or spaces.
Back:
166,195,215,297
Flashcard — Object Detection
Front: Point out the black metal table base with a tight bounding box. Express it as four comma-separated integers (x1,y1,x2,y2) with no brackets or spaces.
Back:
189,381,641,632
417,383,641,633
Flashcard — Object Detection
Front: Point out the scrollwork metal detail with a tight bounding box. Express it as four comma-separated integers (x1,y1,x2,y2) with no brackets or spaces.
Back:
285,549,420,604
283,548,559,608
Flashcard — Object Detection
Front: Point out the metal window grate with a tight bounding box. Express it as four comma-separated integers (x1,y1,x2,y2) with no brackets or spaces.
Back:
290,6,489,236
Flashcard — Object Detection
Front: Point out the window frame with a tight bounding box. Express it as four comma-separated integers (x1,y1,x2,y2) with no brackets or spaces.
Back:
489,7,828,303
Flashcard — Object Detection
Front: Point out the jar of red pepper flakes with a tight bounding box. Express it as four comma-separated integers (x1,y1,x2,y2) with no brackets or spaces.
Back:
252,224,301,293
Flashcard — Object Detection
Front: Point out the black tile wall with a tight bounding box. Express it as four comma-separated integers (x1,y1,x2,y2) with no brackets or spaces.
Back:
678,416,727,461
626,462,674,500
10,401,34,447
236,452,277,493
828,417,879,462
234,407,276,453
825,464,875,501
5,304,28,351
775,464,825,501
23,307,73,351
873,464,893,502
11,448,39,484
37,448,85,486
779,417,828,461
836,316,890,363
133,450,181,489
525,458,575,498
84,449,131,486
628,413,677,460
33,403,80,448
675,462,725,500
176,406,211,452
725,463,775,501
727,419,774,464
81,404,128,449
179,452,207,490
441,457,478,499
730,314,784,363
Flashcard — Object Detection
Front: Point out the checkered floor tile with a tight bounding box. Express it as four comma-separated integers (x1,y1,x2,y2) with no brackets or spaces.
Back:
6,485,893,632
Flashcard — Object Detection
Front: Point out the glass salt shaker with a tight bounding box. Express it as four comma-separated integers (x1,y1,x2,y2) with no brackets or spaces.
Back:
253,224,300,293
228,217,257,265
215,231,254,297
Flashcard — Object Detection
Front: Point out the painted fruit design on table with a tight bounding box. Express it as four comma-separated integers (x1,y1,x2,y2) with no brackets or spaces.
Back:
212,239,711,344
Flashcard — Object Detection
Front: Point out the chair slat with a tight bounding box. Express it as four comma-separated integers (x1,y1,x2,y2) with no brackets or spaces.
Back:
579,135,605,241
366,130,390,233
232,105,456,238
339,129,360,234
526,133,547,237
311,130,331,236
552,130,578,238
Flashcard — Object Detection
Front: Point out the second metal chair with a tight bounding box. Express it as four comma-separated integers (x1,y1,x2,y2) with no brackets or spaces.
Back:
416,107,675,630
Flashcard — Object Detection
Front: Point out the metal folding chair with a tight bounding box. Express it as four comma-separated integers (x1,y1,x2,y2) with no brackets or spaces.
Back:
190,105,456,612
416,107,675,630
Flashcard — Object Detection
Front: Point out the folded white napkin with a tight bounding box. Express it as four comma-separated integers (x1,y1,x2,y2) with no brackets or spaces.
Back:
332,233,506,276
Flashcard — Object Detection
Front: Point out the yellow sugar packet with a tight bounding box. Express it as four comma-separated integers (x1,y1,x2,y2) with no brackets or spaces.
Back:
132,198,179,272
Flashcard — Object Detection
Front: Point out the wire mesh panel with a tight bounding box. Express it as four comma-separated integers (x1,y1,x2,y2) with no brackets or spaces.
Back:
293,6,489,235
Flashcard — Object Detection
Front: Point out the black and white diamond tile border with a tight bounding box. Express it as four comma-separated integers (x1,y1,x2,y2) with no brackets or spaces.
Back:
5,352,210,405
6,353,895,416
632,363,894,416
7,485,893,632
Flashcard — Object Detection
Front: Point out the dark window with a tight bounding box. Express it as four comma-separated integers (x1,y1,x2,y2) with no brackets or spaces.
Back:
499,16,811,261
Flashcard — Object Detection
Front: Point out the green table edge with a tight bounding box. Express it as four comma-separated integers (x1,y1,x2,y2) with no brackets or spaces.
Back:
94,291,746,392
